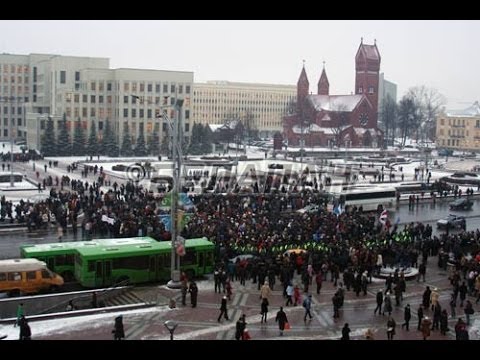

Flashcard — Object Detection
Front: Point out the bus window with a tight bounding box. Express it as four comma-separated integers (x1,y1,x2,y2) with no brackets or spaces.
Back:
158,255,165,268
182,251,196,266
65,254,74,265
198,253,204,267
0,273,6,281
27,271,36,281
205,252,213,266
8,272,22,281
41,269,51,279
96,262,103,277
88,261,95,272
105,261,111,277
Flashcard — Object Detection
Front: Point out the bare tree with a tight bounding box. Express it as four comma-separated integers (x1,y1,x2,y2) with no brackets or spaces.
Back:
330,104,349,147
407,86,446,142
379,94,397,147
397,95,420,147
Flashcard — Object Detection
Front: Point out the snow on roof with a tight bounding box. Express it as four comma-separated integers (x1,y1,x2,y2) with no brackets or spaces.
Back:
353,127,381,136
446,101,480,117
308,95,363,112
0,258,46,272
208,124,224,132
292,124,337,135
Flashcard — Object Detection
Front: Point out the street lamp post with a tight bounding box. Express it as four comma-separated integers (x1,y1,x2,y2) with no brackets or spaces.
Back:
131,94,183,288
164,320,178,340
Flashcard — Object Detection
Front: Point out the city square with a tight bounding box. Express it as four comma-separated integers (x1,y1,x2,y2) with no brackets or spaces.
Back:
0,21,480,341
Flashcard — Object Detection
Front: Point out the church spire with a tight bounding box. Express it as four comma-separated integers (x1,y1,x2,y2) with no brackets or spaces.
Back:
317,61,329,95
297,60,309,110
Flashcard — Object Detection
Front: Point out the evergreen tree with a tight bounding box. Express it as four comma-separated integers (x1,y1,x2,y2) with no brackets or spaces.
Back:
87,121,98,156
147,131,160,155
72,118,86,156
102,119,119,157
134,126,148,156
201,124,213,154
57,112,72,156
120,122,134,156
41,116,57,156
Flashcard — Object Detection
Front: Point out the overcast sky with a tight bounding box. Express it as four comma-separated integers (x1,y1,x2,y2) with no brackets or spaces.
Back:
0,20,478,108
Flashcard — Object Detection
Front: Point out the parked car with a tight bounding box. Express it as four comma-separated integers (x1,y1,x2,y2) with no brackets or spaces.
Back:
449,198,473,211
437,214,466,230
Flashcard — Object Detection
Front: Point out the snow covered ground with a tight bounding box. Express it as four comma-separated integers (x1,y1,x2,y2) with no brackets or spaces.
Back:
0,305,169,340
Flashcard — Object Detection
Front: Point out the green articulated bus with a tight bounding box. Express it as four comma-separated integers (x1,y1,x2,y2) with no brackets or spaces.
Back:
20,237,158,282
74,237,215,288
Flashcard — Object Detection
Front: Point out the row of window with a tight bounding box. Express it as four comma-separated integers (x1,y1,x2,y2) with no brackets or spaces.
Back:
1,86,29,94
0,107,23,115
0,76,29,84
0,64,29,73
2,118,22,126
358,86,375,94
0,270,50,281
440,118,470,127
0,129,24,138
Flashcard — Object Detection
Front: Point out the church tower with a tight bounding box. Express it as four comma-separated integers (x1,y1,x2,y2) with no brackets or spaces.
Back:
355,38,381,118
317,63,329,95
297,61,309,112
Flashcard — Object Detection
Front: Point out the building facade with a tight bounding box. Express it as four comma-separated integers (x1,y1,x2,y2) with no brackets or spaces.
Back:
193,81,296,137
436,101,480,151
283,40,383,148
378,73,397,111
0,53,193,152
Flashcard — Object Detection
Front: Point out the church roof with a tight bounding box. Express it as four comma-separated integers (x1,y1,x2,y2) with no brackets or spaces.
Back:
353,127,382,136
297,66,309,86
308,95,364,112
357,43,381,61
292,124,349,135
446,101,480,117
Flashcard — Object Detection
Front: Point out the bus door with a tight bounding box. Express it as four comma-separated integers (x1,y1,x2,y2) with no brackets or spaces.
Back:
158,254,169,281
149,256,157,282
198,252,205,275
95,260,113,287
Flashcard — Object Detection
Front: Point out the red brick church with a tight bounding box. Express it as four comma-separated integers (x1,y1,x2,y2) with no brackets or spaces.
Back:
283,39,383,148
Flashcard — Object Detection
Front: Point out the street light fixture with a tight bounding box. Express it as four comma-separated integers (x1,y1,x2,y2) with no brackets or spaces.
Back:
164,320,178,340
131,94,184,289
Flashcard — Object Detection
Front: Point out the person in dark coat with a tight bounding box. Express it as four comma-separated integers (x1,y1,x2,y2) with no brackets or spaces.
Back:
386,317,396,340
401,304,411,331
422,286,431,309
275,307,288,336
440,309,449,335
181,279,188,306
374,290,383,315
417,305,424,330
260,297,269,323
112,315,125,340
189,281,198,308
235,314,247,340
218,296,229,322
341,323,351,340
18,316,31,340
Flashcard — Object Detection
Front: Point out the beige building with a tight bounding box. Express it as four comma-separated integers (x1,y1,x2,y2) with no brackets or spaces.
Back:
0,53,193,151
436,101,480,150
193,81,296,136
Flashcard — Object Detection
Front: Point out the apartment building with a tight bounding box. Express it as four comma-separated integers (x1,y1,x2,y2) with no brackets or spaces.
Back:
193,81,296,137
0,53,193,151
436,101,480,151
